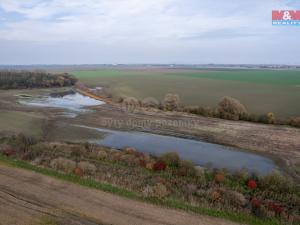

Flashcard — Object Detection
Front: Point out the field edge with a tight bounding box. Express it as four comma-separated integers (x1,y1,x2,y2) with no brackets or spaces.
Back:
0,155,281,225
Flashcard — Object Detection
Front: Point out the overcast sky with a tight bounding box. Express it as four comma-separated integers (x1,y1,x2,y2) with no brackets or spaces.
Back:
0,0,300,65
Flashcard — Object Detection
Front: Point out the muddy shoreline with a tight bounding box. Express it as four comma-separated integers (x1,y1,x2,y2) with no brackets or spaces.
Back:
0,88,299,181
69,104,300,180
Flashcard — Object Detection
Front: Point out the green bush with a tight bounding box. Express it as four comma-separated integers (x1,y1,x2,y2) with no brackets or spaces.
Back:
160,152,180,167
178,160,196,176
259,172,293,193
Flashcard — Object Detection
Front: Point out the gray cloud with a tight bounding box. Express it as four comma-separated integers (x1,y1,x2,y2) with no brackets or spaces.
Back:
0,0,299,64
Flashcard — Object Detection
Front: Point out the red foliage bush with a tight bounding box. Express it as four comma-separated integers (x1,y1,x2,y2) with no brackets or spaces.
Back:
135,152,145,158
21,153,29,160
3,148,16,157
139,159,147,167
214,173,225,183
153,161,167,171
74,167,83,177
268,202,283,215
247,179,257,190
251,198,262,209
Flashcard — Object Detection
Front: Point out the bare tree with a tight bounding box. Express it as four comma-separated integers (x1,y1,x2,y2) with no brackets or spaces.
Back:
0,70,77,89
217,96,247,120
163,93,180,111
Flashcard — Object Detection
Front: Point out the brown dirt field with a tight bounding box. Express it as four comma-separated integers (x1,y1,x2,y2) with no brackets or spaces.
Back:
0,164,241,225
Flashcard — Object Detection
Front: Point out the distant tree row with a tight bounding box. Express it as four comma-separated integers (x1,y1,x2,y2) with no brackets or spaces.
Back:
184,96,300,128
0,70,78,89
118,94,300,128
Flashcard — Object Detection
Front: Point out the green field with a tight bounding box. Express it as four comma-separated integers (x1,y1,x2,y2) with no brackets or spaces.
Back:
72,69,300,118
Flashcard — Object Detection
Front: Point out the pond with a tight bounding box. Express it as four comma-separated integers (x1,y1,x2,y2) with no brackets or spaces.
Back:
19,92,104,116
19,92,278,175
79,125,278,175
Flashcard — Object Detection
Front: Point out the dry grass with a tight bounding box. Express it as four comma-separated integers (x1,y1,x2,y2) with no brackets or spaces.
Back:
1,137,299,224
50,157,76,173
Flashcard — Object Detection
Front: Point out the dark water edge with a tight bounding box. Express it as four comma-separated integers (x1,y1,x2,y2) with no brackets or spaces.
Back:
77,125,279,175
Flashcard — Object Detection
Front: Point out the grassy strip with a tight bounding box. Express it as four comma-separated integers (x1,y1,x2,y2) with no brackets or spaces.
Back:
0,155,281,225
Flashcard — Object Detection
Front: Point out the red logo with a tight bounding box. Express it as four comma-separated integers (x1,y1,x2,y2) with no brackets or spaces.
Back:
272,10,300,20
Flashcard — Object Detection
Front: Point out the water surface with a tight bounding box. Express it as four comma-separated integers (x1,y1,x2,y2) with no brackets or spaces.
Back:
20,92,104,113
81,126,278,175
20,92,278,175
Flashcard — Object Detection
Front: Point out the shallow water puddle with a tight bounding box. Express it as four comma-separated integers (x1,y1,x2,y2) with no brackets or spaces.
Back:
19,92,104,114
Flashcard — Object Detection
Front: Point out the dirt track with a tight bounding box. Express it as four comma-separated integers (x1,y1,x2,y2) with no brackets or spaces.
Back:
0,164,241,225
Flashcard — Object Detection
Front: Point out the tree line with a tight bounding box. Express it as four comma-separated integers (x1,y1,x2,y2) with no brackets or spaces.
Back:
0,70,78,89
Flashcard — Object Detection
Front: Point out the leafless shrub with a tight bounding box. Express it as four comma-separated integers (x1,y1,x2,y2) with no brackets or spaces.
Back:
102,87,113,98
78,161,97,175
142,97,159,108
142,183,169,198
70,146,86,160
97,150,108,160
122,97,140,112
123,147,137,154
120,154,140,166
163,93,180,111
217,96,247,120
50,157,76,173
290,117,300,128
16,133,38,153
223,190,247,207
